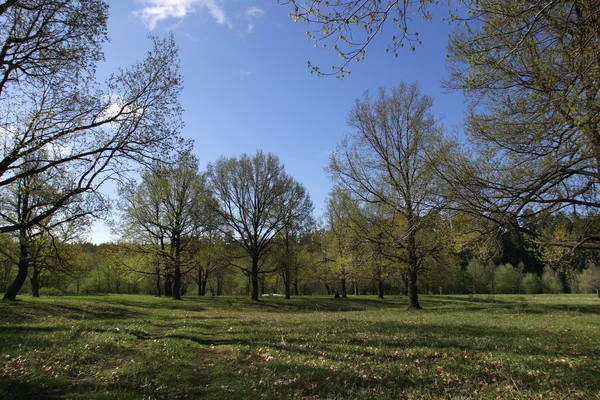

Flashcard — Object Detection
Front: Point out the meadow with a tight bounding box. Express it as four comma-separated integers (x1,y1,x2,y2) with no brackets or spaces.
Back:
1,294,599,399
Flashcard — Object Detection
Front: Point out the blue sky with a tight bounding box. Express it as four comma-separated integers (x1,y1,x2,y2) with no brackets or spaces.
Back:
91,0,466,243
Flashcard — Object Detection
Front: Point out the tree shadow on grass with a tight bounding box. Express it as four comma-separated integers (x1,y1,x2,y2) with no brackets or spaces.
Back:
0,379,65,400
0,299,146,323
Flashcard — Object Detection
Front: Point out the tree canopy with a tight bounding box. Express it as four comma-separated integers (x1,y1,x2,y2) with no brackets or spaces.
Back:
208,151,313,301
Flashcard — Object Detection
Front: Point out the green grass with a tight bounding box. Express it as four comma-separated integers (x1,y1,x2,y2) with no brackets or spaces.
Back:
1,294,599,399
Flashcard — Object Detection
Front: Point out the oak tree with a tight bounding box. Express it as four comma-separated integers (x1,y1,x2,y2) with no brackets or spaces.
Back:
207,151,313,301
0,1,185,234
328,82,446,308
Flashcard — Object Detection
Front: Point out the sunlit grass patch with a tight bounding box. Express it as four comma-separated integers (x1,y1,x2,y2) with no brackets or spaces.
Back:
1,294,599,399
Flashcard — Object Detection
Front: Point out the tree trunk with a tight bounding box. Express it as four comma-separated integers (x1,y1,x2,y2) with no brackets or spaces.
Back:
259,273,265,296
216,274,223,296
155,266,162,297
324,282,331,295
282,265,291,299
407,268,421,309
341,278,347,298
30,266,40,298
293,279,299,296
251,254,260,301
4,230,29,301
172,266,182,300
197,267,203,296
201,271,208,296
164,273,173,297
378,279,384,299
171,233,182,300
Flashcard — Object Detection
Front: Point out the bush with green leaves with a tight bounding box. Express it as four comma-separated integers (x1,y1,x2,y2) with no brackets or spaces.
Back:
522,273,542,294
494,263,521,294
542,266,563,294
466,259,492,294
580,262,600,296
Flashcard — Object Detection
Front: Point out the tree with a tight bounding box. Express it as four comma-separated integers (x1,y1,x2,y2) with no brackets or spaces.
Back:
0,1,184,299
1,150,101,299
0,1,185,236
275,183,314,299
284,0,435,76
118,152,206,299
324,187,362,298
328,82,446,309
441,1,600,251
191,215,231,297
287,0,600,254
0,235,16,292
465,258,492,294
207,151,313,301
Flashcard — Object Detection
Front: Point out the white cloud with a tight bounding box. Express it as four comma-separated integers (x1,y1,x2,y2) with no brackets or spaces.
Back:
244,6,264,34
246,6,265,18
134,0,231,30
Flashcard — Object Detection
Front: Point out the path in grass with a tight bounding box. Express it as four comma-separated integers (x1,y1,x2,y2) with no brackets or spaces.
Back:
1,294,599,399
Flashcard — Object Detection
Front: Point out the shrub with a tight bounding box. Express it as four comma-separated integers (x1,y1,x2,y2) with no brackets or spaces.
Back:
466,259,492,294
494,263,521,294
542,266,563,294
581,263,600,296
521,273,542,294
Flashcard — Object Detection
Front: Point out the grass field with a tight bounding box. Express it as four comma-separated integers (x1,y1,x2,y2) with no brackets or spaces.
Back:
1,294,599,399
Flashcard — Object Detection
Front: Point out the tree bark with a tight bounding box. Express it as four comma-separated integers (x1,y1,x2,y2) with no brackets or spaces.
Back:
407,268,421,309
155,266,162,297
4,229,29,300
196,267,203,296
172,266,182,300
216,273,223,296
164,273,173,297
171,233,182,300
259,273,265,296
284,278,291,299
30,266,40,298
378,279,384,299
282,264,291,299
341,278,347,298
251,254,260,301
201,271,208,296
